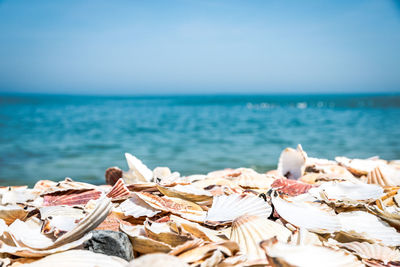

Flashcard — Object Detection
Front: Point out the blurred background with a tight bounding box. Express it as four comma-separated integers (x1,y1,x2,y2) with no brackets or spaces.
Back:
0,1,399,185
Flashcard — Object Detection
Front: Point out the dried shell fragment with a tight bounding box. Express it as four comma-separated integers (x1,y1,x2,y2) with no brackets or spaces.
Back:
367,201,400,228
123,153,153,183
205,194,272,225
0,205,29,225
1,186,36,205
337,241,400,264
144,219,193,247
335,157,385,176
106,178,131,200
221,168,275,189
43,189,102,206
367,167,397,187
260,238,364,267
39,178,99,195
118,193,161,218
23,249,128,267
157,184,213,203
271,178,314,196
230,215,291,264
277,144,307,180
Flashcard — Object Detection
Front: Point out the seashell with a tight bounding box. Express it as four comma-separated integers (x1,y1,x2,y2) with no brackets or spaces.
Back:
309,181,384,207
153,167,172,181
43,189,102,206
105,166,123,186
337,211,400,246
33,180,58,192
335,156,385,177
271,193,341,233
1,186,36,205
23,249,128,267
337,241,400,264
288,227,322,246
118,193,161,218
39,206,86,237
40,178,99,195
271,178,314,196
157,184,213,203
277,144,307,180
0,205,29,225
127,253,189,267
169,239,205,257
367,166,397,187
120,223,172,254
94,212,123,232
260,238,364,267
106,178,131,200
367,200,400,228
123,153,153,183
205,194,272,226
144,219,193,247
230,215,291,264
219,168,275,189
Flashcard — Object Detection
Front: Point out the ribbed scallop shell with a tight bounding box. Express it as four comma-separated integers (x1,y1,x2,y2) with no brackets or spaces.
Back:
43,189,102,206
119,193,160,218
157,184,212,203
39,178,99,195
220,168,275,189
335,157,385,176
260,239,364,267
277,145,307,180
338,242,400,264
230,215,291,264
205,194,272,225
106,178,131,200
367,167,397,187
271,178,313,196
271,194,341,233
337,211,400,246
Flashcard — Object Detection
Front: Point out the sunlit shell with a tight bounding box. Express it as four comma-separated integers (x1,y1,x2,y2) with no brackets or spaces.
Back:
277,144,307,179
0,205,29,225
367,200,400,228
43,189,102,206
123,153,153,183
157,184,213,203
23,249,128,267
309,181,384,207
367,167,397,187
120,223,172,254
335,156,385,176
118,193,161,218
205,194,272,225
106,178,131,200
127,253,189,267
39,178,99,195
144,219,193,247
105,166,123,186
230,215,291,264
0,186,36,205
271,178,314,196
337,241,400,264
39,206,86,237
260,238,364,267
337,211,400,246
288,228,322,246
271,193,341,233
219,168,275,189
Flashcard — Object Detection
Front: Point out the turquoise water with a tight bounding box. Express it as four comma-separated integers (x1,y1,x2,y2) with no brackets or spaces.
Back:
1,93,400,186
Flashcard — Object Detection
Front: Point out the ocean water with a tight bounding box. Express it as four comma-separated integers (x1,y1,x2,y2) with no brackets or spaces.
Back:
0,93,400,186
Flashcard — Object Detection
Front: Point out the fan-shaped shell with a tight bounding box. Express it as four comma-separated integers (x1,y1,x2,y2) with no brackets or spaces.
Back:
106,178,131,200
338,242,400,264
157,184,213,203
43,189,102,206
230,215,291,264
277,145,307,180
118,193,161,218
205,194,272,225
335,157,385,176
271,178,313,196
367,167,397,187
39,178,99,195
271,194,341,233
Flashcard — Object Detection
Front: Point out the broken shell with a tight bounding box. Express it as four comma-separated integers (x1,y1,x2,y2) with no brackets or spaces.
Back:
144,219,193,247
337,241,400,264
367,166,397,187
221,168,275,189
230,215,291,264
0,205,29,225
118,193,161,218
157,184,213,203
271,178,314,196
277,144,307,180
39,178,99,196
123,153,153,183
205,194,272,225
43,189,102,206
106,178,131,200
335,157,385,177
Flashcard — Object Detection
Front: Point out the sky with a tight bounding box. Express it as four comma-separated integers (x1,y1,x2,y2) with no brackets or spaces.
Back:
0,0,400,95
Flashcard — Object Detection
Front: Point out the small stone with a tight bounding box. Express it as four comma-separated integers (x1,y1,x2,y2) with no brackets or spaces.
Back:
83,230,133,261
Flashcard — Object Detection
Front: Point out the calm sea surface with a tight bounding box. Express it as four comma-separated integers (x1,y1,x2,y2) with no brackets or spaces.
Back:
0,94,399,186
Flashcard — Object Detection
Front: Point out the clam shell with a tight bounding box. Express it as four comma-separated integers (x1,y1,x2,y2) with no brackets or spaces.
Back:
277,144,307,180
260,238,364,267
105,166,123,186
205,194,272,225
230,215,291,264
271,193,341,233
337,211,400,246
271,178,313,196
123,153,153,183
118,193,161,218
338,241,400,264
23,249,128,267
43,189,102,206
157,184,213,203
0,205,29,225
127,253,189,267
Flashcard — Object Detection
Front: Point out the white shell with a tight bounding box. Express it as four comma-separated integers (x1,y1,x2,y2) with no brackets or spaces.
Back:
124,153,153,182
272,194,341,233
337,211,400,246
205,194,272,225
337,241,400,264
277,144,307,179
119,193,160,218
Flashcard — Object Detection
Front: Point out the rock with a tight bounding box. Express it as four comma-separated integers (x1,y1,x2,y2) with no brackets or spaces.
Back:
83,230,133,261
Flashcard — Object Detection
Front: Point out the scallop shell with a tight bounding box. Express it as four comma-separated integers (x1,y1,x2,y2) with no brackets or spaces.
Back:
337,211,400,246
277,144,307,180
123,153,153,183
157,184,213,203
271,193,341,233
118,193,161,218
335,156,385,176
144,219,193,247
0,205,29,225
337,242,400,264
43,189,102,206
260,238,364,267
221,168,275,189
1,187,36,205
309,181,384,207
230,215,291,264
271,178,313,196
40,178,99,195
127,253,189,267
367,200,400,228
367,167,397,187
105,166,123,186
205,194,272,225
106,178,131,200
23,249,128,267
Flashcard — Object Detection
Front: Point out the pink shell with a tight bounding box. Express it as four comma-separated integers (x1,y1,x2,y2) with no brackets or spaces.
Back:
43,189,102,206
271,178,314,196
106,178,131,200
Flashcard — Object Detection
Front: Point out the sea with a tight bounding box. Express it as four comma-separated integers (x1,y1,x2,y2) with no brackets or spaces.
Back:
0,93,399,186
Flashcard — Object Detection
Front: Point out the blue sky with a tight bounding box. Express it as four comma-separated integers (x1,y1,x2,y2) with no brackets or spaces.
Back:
0,0,400,94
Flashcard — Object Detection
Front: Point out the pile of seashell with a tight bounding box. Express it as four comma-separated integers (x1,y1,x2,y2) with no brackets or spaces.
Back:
1,145,400,266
